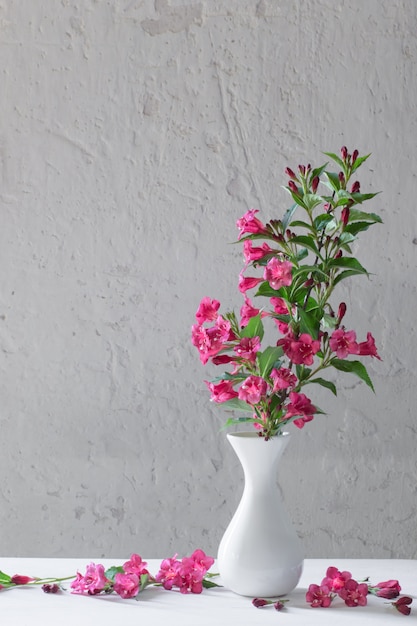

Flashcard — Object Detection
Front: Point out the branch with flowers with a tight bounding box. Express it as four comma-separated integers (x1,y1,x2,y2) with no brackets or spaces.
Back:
192,147,382,439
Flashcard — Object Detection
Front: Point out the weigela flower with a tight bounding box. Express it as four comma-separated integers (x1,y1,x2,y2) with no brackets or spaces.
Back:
113,572,140,599
306,583,333,607
264,258,293,290
322,566,351,591
238,375,268,405
285,392,316,429
373,579,401,599
236,209,267,239
205,379,238,403
234,336,261,362
155,550,214,594
195,297,221,324
70,563,109,595
392,596,413,615
358,332,381,360
243,240,272,263
122,554,149,577
281,333,321,366
11,575,35,585
270,367,297,391
338,578,368,607
329,329,359,358
240,296,261,327
238,274,263,293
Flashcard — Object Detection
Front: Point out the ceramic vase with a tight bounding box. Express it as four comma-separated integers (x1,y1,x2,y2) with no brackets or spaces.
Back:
217,431,303,597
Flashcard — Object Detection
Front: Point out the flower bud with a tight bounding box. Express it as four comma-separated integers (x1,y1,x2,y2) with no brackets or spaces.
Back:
351,180,360,193
285,167,297,180
341,206,350,226
392,596,413,615
11,575,35,585
335,250,342,259
352,149,359,164
298,164,306,175
338,171,346,186
274,601,285,611
252,598,269,608
338,302,347,322
311,176,319,193
288,180,299,194
341,146,348,160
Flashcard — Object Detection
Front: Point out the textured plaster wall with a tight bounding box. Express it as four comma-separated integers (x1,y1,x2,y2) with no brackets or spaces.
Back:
0,0,416,559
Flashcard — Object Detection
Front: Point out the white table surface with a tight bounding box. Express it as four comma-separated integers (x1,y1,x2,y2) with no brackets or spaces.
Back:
0,558,415,625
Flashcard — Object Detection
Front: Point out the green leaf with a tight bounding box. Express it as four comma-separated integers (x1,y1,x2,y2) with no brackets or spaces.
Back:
348,208,382,223
283,187,308,209
289,219,314,232
222,416,256,429
0,571,12,584
344,221,374,236
308,377,337,396
221,398,253,412
311,162,329,179
202,578,222,589
298,307,322,339
331,358,375,391
257,346,284,378
303,193,323,211
296,365,312,382
333,269,368,287
313,213,334,231
282,203,299,231
328,256,368,275
324,171,341,191
105,566,124,582
241,313,264,341
140,574,149,592
350,153,371,174
255,282,287,298
323,152,345,169
289,235,320,257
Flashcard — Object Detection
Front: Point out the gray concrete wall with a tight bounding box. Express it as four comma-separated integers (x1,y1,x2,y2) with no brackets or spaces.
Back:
0,0,415,559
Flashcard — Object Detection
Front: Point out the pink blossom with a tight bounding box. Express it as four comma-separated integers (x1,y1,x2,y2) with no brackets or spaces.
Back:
306,583,333,608
285,392,316,428
282,333,321,366
211,354,236,365
270,297,290,333
329,328,359,358
123,554,149,577
236,209,267,239
240,296,261,327
191,317,232,364
374,579,401,599
205,379,238,403
195,297,220,324
338,579,368,607
358,332,381,360
264,258,293,290
238,274,263,293
234,336,261,362
322,566,352,591
270,367,297,391
11,575,35,585
70,563,109,595
238,375,268,405
243,240,272,263
113,572,140,599
155,550,214,595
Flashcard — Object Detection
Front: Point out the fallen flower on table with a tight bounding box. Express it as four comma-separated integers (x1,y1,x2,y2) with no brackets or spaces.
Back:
0,549,219,601
252,597,289,611
392,597,413,616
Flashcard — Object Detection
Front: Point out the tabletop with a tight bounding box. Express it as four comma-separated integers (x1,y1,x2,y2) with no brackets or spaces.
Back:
0,557,415,625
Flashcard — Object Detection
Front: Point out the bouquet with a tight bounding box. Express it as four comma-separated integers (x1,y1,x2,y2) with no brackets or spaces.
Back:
192,147,382,440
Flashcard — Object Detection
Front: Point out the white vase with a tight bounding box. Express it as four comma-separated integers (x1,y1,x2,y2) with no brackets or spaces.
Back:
217,431,303,597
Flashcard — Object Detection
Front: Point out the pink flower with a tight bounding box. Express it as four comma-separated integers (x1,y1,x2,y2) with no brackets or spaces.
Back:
270,367,297,391
236,209,267,239
11,575,35,585
238,375,268,405
282,333,321,366
240,297,261,327
270,297,290,333
329,328,359,358
285,392,316,428
338,578,368,607
374,579,401,599
264,258,293,290
70,563,109,595
358,332,381,360
191,317,233,364
195,297,220,324
243,240,272,263
234,336,261,362
392,596,413,615
238,274,263,293
113,572,140,599
322,566,352,591
155,550,214,595
123,554,149,577
306,583,333,607
205,379,238,403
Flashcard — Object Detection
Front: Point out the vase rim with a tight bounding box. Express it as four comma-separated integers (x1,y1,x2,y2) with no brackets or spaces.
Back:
227,431,290,439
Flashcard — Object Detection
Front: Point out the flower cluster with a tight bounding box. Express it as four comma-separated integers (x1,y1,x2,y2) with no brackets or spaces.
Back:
305,566,412,614
192,148,382,439
0,549,216,601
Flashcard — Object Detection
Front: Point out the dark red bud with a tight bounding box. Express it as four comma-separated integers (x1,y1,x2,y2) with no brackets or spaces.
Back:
42,583,60,594
11,575,34,585
393,596,413,615
335,250,342,258
338,302,347,322
298,164,306,175
252,598,269,608
311,176,319,193
304,278,314,288
285,167,297,180
351,181,360,193
274,601,285,611
338,171,345,183
288,180,299,194
352,149,359,164
341,146,348,160
341,206,350,226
